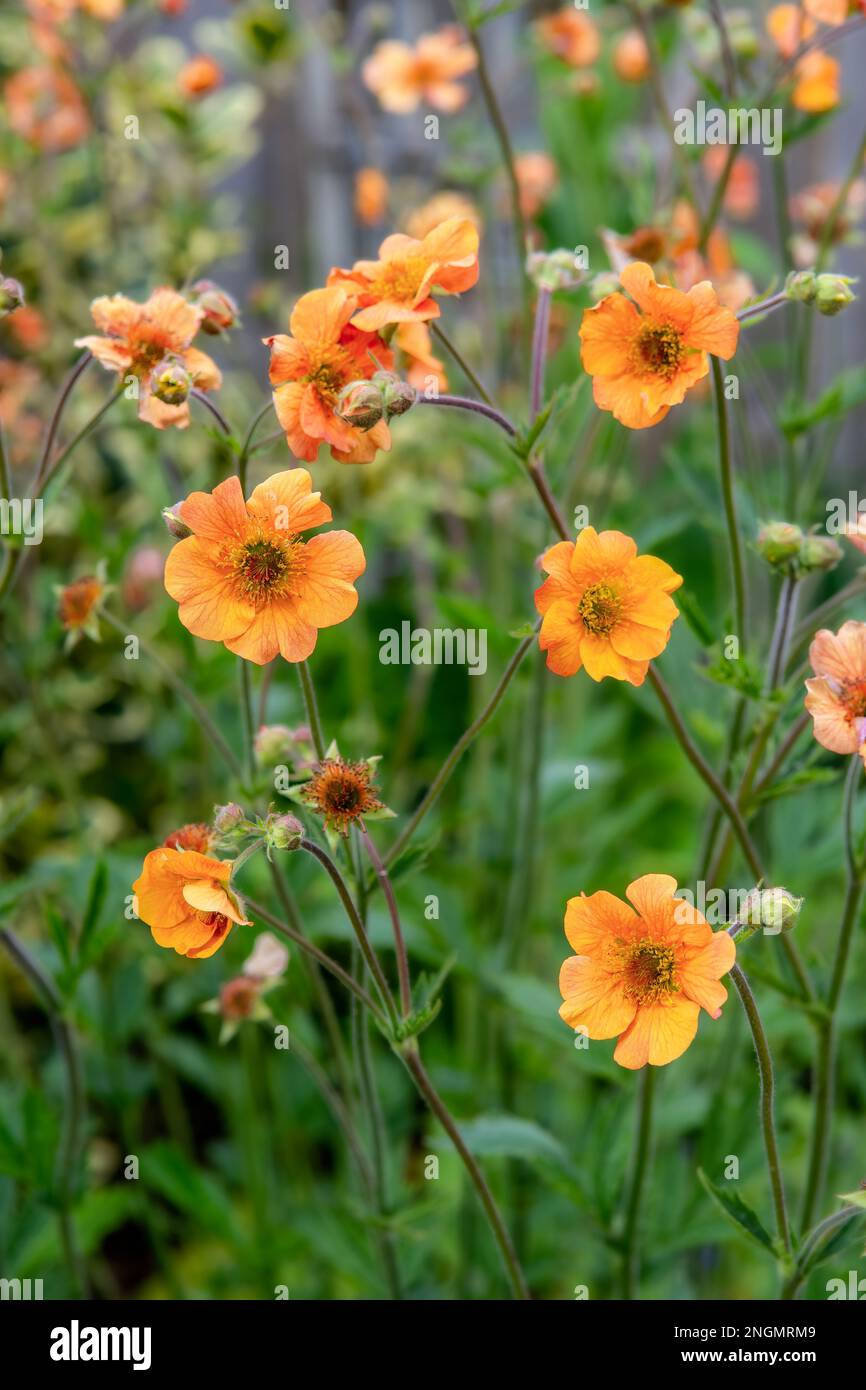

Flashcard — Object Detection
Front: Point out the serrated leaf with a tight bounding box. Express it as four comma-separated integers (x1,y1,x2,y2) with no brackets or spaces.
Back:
697,1168,777,1257
755,767,839,804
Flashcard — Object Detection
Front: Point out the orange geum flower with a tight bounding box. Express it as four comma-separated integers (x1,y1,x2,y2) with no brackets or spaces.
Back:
404,191,481,241
559,874,736,1069
57,569,107,645
265,286,393,463
612,29,650,83
132,848,250,959
792,51,840,112
803,0,848,22
535,526,682,684
178,54,223,99
163,468,365,665
354,167,390,227
805,621,866,764
4,66,90,151
301,756,386,837
766,4,817,57
536,7,600,67
579,261,740,429
74,287,221,430
362,26,477,113
327,216,479,334
513,152,558,220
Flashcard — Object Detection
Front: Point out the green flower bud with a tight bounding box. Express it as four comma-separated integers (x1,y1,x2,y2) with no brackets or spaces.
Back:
797,534,842,574
264,813,303,851
785,270,818,305
371,370,416,419
740,887,803,936
756,521,804,568
0,276,25,317
162,503,192,539
814,273,857,317
526,248,585,292
335,379,385,430
151,358,191,406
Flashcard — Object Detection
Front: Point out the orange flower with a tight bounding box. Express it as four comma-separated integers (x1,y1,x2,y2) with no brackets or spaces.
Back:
354,167,389,226
514,152,558,220
301,757,385,836
265,286,393,463
790,179,866,265
535,526,682,684
559,874,736,1069
805,621,866,763
178,54,223,99
702,148,759,221
579,261,740,429
4,66,90,151
58,573,104,636
395,320,447,391
163,469,365,664
803,0,848,22
404,191,481,241
74,287,221,430
766,4,816,57
132,848,250,959
362,26,476,113
327,217,479,334
163,823,213,852
792,51,840,111
612,29,650,83
536,7,600,67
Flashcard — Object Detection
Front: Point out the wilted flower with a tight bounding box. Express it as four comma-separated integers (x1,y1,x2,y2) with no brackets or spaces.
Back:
57,566,108,646
336,379,386,431
301,757,385,836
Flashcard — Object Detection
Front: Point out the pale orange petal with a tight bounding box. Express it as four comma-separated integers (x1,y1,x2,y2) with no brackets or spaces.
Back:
613,996,700,1068
558,956,637,1038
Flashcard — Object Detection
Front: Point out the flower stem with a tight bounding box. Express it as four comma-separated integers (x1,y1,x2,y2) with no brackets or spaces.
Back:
237,658,255,784
416,392,516,436
384,632,535,868
730,962,792,1255
530,287,551,419
736,291,791,326
401,1042,530,1300
711,356,746,646
622,1065,655,1299
238,398,274,493
361,826,412,1017
429,322,494,405
190,389,232,437
297,659,326,760
30,351,93,492
800,755,864,1230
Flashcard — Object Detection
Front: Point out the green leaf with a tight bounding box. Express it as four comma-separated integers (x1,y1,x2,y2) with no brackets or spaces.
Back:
838,1190,866,1209
755,767,839,804
139,1141,241,1242
438,1113,574,1175
697,1168,777,1258
780,365,866,438
79,860,108,960
676,589,716,648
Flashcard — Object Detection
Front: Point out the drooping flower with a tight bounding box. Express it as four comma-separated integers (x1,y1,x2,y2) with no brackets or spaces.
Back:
805,621,866,764
579,260,740,429
4,66,90,151
535,526,682,684
354,167,390,226
74,287,221,430
327,217,479,333
792,51,840,111
265,286,393,463
558,874,736,1069
362,26,477,113
163,469,365,664
300,756,385,836
536,7,600,67
133,847,250,959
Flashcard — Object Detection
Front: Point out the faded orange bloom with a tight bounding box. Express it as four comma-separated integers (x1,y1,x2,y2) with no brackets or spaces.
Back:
133,848,250,959
164,469,365,665
354,167,389,226
559,874,736,1069
536,7,600,67
4,66,90,151
328,217,479,333
301,757,384,836
792,51,840,111
395,320,447,391
265,286,393,463
163,823,213,853
766,4,816,57
702,148,759,221
404,191,481,241
580,261,740,429
58,573,104,635
74,287,221,430
613,29,650,83
362,26,476,113
514,152,558,220
535,526,682,684
178,54,223,99
805,621,866,763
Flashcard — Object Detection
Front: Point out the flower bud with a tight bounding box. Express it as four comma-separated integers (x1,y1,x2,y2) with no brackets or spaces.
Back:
588,271,622,302
191,279,239,335
757,521,803,568
254,723,295,767
151,358,191,406
335,379,385,430
264,812,303,851
0,276,25,317
526,248,585,292
740,887,803,935
797,534,842,574
785,269,818,304
162,502,192,539
371,369,416,418
814,273,857,317
213,802,246,835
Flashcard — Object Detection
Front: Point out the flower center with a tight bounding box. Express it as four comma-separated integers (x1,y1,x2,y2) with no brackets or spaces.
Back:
231,536,300,605
370,255,427,305
635,323,684,378
578,582,621,635
841,679,866,723
620,939,678,1005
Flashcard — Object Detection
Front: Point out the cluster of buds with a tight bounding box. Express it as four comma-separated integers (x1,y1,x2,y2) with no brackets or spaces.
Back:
336,370,415,430
785,269,857,317
211,801,303,858
526,248,585,293
254,723,316,772
757,521,842,577
150,357,191,406
191,279,240,336
735,887,804,941
0,275,25,318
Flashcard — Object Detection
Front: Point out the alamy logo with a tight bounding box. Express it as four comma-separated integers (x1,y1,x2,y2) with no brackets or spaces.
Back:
0,1277,43,1299
0,497,43,545
674,101,782,157
50,1320,152,1371
379,621,488,676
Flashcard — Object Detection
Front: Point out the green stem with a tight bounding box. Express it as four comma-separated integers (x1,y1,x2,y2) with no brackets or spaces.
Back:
361,826,412,1016
712,357,746,646
238,399,275,493
238,658,255,784
622,1066,655,1299
463,23,528,295
430,321,494,406
729,963,792,1255
297,659,326,760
